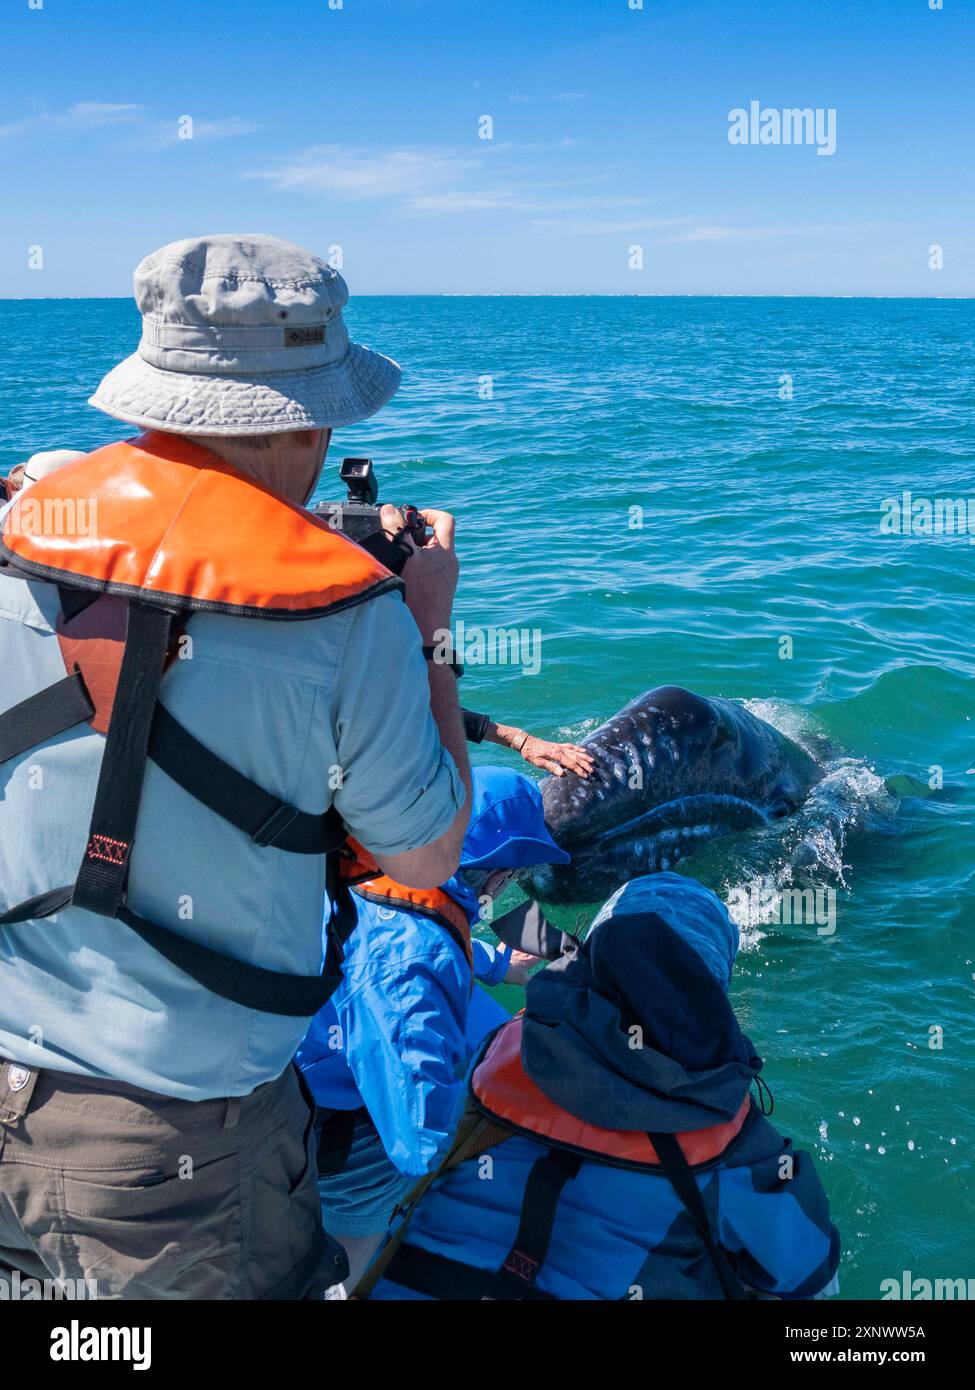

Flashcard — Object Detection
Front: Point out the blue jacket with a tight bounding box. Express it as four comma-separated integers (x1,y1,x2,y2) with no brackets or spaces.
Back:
297,765,569,1181
296,875,510,1178
371,1110,839,1300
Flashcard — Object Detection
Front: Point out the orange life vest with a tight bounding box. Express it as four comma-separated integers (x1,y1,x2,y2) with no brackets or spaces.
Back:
340,838,473,972
363,1015,757,1301
0,432,402,1016
472,1014,752,1170
2,431,395,613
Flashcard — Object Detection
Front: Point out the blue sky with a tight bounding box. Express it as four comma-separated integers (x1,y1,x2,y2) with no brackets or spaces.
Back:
0,0,972,296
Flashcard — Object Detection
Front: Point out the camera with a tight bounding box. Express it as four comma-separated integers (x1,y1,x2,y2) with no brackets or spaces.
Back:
312,458,427,549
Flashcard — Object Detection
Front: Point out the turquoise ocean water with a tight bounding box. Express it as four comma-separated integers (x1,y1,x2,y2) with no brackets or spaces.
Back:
1,296,972,1298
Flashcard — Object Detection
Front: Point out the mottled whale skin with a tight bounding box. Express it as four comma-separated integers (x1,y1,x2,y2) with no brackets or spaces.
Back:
522,685,822,903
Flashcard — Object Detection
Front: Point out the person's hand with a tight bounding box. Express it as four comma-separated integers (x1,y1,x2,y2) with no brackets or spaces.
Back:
382,504,459,646
504,949,543,986
518,735,595,778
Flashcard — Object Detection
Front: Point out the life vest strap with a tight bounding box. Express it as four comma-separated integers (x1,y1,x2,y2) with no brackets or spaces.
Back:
0,678,347,857
115,899,348,1016
72,601,175,919
148,704,346,854
0,885,74,925
0,671,95,765
648,1130,751,1301
0,594,359,1017
378,1145,581,1302
349,1099,519,1301
385,1242,558,1302
0,881,352,1017
483,1147,582,1300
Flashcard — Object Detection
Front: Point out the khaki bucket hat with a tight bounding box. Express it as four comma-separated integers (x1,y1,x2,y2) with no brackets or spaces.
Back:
89,234,401,436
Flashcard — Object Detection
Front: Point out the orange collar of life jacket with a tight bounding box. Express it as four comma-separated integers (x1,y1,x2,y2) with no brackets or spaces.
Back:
341,838,474,973
0,432,401,618
472,1015,751,1170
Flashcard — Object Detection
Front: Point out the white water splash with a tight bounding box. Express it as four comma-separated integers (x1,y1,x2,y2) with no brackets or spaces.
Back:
710,701,895,928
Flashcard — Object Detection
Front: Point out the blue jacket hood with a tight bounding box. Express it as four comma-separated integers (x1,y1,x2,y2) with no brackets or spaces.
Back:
522,874,761,1133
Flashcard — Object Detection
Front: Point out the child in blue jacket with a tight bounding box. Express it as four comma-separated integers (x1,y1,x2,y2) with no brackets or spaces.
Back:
295,766,572,1292
366,874,841,1301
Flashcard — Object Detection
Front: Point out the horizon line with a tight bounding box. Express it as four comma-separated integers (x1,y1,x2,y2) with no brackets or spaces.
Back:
1,292,973,303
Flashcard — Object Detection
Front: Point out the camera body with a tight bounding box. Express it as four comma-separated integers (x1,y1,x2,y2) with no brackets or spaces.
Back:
312,458,426,547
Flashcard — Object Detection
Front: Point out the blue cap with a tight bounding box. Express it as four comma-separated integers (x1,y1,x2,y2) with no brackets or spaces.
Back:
461,767,571,871
587,872,739,991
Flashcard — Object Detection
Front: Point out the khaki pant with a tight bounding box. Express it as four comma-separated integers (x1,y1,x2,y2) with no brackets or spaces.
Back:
0,1059,340,1300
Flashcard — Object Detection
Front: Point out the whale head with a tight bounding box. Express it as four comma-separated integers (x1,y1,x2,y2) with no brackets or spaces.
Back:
520,686,821,904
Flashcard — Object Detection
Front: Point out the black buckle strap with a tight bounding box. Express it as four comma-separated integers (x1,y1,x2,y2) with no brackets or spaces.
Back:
648,1130,750,1301
148,703,345,854
0,881,345,1017
0,671,94,765
72,602,176,918
0,886,74,926
115,901,341,1016
252,804,300,847
385,1243,558,1302
481,1147,582,1300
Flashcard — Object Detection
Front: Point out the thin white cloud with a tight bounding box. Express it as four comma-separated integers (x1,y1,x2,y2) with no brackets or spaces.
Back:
407,191,651,217
406,190,532,214
246,141,651,224
0,102,144,139
665,224,875,244
0,101,250,149
59,102,144,127
671,225,803,243
246,144,478,198
508,92,588,104
529,215,696,239
137,116,259,150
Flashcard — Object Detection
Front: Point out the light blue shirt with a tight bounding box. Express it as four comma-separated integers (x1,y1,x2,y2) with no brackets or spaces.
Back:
0,574,464,1099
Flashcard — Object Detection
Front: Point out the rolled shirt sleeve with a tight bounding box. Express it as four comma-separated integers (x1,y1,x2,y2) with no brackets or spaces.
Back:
330,592,466,856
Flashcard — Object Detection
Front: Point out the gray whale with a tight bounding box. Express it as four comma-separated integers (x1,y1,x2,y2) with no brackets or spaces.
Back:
522,685,822,903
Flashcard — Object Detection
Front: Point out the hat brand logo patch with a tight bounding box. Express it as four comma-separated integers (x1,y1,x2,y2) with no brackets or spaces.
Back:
284,325,326,347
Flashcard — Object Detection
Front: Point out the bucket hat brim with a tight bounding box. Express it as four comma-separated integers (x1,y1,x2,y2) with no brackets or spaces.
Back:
462,834,572,872
89,341,401,436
